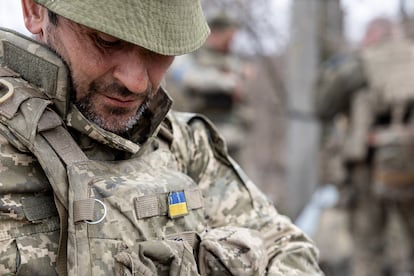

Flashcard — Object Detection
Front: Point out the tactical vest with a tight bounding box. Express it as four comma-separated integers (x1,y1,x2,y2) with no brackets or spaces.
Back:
0,73,207,275
0,28,269,275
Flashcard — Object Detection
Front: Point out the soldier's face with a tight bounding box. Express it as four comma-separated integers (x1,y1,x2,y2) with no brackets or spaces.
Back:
31,11,174,134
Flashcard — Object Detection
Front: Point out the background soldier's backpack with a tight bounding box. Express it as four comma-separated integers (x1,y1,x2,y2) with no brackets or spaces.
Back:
360,38,414,200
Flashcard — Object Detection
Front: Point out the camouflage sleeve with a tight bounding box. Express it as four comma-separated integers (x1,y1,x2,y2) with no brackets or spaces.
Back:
314,52,367,121
170,112,323,275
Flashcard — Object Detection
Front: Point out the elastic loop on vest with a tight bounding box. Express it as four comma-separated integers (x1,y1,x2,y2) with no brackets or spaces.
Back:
74,198,107,224
85,198,107,225
0,79,14,104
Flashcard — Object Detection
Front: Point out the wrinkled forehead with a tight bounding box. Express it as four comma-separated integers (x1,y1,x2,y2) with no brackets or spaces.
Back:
34,0,210,56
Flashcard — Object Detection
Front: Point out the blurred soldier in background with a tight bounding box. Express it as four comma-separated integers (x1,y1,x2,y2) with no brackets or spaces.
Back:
167,13,253,163
315,17,414,275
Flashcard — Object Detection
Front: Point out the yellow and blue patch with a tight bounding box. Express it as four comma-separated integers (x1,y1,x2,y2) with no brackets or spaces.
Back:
168,191,188,218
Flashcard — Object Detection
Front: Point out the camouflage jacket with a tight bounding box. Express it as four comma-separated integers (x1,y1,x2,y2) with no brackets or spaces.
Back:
0,28,322,275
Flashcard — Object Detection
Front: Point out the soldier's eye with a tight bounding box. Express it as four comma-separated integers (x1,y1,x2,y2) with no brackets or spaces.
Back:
94,33,122,49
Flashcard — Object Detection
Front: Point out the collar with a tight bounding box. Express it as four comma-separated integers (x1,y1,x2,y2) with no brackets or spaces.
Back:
66,87,173,154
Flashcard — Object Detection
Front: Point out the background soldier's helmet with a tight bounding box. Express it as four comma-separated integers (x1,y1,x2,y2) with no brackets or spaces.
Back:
34,0,210,55
207,12,240,31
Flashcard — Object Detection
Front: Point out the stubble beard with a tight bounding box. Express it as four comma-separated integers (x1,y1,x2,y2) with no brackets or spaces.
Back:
75,91,150,134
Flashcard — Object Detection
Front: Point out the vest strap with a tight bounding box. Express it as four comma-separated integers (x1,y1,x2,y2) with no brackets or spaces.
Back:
0,67,19,77
41,125,88,165
166,231,201,249
73,198,95,223
134,189,203,219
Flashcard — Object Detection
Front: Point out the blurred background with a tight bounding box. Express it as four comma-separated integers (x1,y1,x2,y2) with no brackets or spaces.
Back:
2,0,414,275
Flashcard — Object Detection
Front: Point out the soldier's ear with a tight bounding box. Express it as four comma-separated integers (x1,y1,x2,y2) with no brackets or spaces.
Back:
21,0,48,36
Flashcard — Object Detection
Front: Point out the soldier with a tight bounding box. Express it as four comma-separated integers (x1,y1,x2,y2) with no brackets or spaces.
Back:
167,13,253,163
315,17,414,275
0,0,323,275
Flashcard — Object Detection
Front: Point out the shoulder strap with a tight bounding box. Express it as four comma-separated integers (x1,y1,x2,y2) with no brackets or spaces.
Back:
170,111,231,165
0,73,88,276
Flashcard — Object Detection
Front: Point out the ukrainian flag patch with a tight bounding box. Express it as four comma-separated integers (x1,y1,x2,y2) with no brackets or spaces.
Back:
168,191,188,218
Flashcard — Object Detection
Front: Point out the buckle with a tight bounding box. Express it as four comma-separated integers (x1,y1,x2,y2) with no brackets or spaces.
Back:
0,79,14,104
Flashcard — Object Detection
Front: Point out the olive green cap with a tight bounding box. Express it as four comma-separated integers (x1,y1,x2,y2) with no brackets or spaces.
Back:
34,0,210,55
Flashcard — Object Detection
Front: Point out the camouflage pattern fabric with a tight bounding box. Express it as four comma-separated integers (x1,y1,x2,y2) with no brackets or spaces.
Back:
198,226,268,275
0,28,323,275
114,240,199,275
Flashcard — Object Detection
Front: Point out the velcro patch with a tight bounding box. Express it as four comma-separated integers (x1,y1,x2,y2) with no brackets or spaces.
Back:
22,195,58,222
